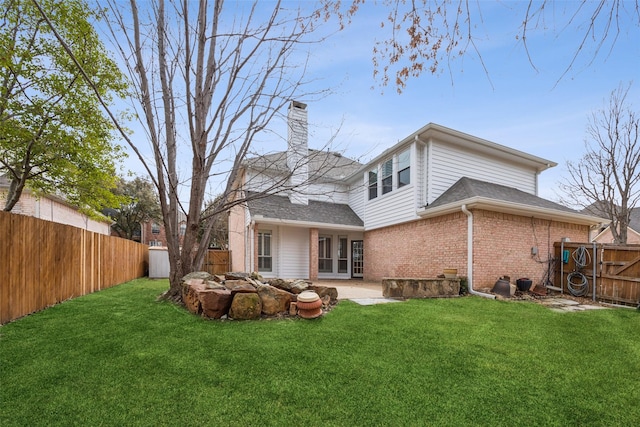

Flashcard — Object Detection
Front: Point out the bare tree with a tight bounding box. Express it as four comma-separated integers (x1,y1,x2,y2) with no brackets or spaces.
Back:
560,83,640,244
340,0,640,92
97,0,335,301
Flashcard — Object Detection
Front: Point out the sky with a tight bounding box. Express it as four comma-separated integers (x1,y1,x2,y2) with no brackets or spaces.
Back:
114,1,640,205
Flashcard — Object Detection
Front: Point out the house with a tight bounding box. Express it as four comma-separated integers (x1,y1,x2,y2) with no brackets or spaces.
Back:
229,101,607,291
0,176,112,235
583,202,640,244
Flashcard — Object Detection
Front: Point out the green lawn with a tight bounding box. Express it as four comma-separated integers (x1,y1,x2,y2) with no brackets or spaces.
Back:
1,278,639,426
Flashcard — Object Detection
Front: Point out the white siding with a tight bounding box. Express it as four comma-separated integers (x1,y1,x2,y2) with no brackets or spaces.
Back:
244,170,282,193
307,182,351,204
428,141,537,204
363,184,417,230
348,179,365,220
277,226,309,279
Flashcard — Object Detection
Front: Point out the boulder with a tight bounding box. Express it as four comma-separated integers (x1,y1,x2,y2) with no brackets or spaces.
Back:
258,285,293,316
184,282,207,315
205,280,226,290
229,293,262,320
308,285,338,304
271,279,310,294
200,288,232,319
182,271,215,282
225,272,250,280
289,301,298,316
228,282,257,294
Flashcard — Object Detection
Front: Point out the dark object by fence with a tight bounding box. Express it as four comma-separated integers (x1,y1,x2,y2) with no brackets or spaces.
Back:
516,278,532,292
492,278,511,297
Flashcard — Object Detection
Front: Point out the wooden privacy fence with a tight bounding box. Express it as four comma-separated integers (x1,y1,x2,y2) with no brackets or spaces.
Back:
0,211,149,324
554,241,640,306
203,250,231,275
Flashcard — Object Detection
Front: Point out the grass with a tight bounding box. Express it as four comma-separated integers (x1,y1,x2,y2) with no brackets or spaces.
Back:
1,279,639,426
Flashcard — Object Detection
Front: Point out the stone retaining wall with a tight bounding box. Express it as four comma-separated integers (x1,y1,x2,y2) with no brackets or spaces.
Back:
382,277,460,299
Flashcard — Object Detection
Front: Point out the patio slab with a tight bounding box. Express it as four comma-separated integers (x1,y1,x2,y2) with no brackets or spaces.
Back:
348,298,403,306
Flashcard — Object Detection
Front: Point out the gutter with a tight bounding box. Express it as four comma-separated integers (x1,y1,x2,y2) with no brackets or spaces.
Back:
252,215,364,232
460,204,495,299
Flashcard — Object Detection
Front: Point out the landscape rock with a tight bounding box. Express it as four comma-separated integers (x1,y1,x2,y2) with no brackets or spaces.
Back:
309,285,338,304
289,301,298,316
200,288,233,319
205,281,226,290
229,292,262,320
225,272,250,280
184,282,207,315
180,272,337,321
182,271,215,283
228,282,258,294
258,285,293,315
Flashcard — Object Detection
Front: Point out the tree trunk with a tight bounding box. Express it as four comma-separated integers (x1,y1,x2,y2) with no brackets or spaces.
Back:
3,175,27,212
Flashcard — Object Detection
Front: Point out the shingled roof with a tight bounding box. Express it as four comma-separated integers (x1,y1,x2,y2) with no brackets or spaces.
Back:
426,177,577,213
244,149,362,183
246,191,363,227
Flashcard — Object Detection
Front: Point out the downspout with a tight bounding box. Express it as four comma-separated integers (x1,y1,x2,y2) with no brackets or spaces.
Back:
461,204,495,299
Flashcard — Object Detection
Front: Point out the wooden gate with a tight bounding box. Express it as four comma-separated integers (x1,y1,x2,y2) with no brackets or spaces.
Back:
554,242,640,306
204,250,231,275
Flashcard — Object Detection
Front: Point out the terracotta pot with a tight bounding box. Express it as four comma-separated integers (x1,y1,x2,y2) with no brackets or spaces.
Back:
296,299,323,310
298,307,323,319
298,290,320,303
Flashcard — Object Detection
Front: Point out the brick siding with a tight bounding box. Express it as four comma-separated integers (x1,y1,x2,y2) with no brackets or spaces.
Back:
364,209,590,289
364,212,468,281
309,228,318,280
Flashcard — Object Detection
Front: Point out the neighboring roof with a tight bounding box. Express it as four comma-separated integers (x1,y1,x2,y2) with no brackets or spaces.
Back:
418,177,607,226
583,201,640,233
246,191,363,229
244,149,362,183
349,122,557,180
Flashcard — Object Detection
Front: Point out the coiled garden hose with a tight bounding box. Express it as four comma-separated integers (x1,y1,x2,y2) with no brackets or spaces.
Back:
568,246,590,297
567,271,589,297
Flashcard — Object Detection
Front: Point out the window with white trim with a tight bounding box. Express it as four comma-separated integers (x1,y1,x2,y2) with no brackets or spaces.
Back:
338,236,348,274
397,149,410,188
258,231,272,272
368,168,378,200
381,158,393,195
318,235,333,273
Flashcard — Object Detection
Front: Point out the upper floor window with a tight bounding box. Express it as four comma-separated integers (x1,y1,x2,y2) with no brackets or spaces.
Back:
151,222,161,235
368,168,378,200
397,149,410,188
382,159,393,195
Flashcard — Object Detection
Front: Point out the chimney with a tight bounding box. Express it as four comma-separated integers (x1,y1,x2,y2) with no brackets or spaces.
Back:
287,100,309,205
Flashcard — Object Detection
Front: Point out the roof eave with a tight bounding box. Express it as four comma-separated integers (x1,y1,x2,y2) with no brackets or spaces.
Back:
252,215,364,231
347,123,557,180
417,196,608,226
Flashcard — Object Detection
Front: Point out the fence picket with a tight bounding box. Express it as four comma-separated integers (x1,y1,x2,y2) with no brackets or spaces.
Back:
0,211,149,324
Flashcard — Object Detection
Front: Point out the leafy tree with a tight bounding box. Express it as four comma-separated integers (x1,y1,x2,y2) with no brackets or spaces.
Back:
105,177,162,241
0,0,128,214
560,84,640,244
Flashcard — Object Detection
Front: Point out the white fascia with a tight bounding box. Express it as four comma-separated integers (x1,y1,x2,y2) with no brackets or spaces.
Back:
417,196,608,227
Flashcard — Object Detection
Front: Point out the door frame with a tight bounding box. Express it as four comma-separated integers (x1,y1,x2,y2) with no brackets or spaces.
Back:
351,240,364,278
